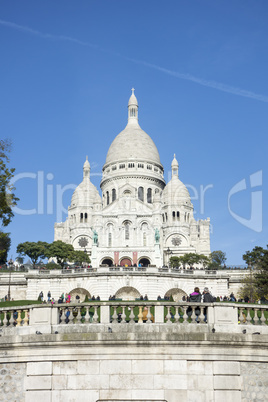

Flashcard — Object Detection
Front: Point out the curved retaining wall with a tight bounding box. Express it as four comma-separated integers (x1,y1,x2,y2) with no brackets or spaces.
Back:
1,327,268,402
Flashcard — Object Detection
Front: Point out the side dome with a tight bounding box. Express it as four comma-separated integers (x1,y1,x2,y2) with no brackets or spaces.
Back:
104,89,161,167
162,176,191,205
71,157,101,207
71,180,101,207
162,155,191,205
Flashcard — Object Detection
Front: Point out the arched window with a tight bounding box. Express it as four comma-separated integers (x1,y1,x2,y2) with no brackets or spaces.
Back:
162,214,165,223
147,188,152,203
80,213,83,223
177,211,180,221
112,188,116,202
106,191,110,205
143,232,147,246
172,211,175,221
108,233,112,247
124,222,130,240
85,212,88,223
138,187,144,201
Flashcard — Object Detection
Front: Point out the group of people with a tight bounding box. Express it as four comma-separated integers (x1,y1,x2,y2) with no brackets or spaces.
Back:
185,287,215,323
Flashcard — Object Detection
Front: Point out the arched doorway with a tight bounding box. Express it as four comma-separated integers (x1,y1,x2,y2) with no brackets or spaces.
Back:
102,258,113,267
115,286,140,301
138,257,150,267
120,258,132,266
164,288,188,302
69,288,91,303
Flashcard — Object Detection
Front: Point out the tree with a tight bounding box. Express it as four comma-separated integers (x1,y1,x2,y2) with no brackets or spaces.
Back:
47,240,75,268
169,256,181,268
239,246,268,301
71,250,91,266
0,231,11,264
198,254,211,268
242,246,265,267
0,139,19,227
209,250,226,269
17,241,49,268
238,275,258,302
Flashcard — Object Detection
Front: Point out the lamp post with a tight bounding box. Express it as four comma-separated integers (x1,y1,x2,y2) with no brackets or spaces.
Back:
166,247,172,268
7,258,13,301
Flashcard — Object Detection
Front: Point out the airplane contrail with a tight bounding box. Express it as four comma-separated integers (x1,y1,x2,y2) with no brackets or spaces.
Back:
1,19,267,103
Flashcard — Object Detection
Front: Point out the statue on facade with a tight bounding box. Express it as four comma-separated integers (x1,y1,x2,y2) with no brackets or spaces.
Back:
93,230,98,245
155,228,160,243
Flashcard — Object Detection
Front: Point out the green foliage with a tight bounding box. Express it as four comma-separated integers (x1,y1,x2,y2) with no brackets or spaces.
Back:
169,295,174,302
16,241,49,268
243,246,265,267
45,262,62,270
71,250,91,265
0,231,11,264
208,250,226,269
0,139,19,227
241,245,268,300
46,240,75,268
84,295,89,302
169,256,181,267
238,274,258,302
169,253,210,268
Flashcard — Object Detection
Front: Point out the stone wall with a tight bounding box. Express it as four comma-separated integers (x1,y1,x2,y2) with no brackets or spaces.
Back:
0,362,26,401
1,330,268,402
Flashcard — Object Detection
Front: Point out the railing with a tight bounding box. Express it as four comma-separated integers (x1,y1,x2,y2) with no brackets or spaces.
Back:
1,302,268,331
0,307,30,327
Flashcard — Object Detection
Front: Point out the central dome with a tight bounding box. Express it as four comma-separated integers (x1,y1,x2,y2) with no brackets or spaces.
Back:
104,90,161,166
105,124,161,165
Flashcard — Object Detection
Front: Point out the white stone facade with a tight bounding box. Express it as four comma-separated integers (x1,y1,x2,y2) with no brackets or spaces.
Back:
54,90,210,267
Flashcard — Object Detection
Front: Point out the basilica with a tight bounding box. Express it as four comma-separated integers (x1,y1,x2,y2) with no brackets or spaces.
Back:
54,90,210,267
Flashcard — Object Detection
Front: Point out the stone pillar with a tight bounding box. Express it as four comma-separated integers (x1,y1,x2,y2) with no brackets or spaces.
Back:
91,244,98,267
154,243,163,267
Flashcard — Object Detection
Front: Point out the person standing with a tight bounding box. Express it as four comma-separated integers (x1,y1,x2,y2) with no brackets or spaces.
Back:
203,287,214,323
187,287,202,322
47,291,51,302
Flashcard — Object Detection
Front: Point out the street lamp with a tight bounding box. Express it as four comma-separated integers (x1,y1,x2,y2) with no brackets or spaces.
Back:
166,247,172,268
7,258,13,301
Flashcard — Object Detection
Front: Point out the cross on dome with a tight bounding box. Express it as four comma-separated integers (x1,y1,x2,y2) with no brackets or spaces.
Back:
131,88,135,95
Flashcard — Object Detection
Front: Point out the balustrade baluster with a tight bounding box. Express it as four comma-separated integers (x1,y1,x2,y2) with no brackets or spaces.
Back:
129,306,135,323
138,306,143,323
246,308,252,325
192,309,197,324
84,307,90,323
166,306,171,323
68,308,74,325
252,308,258,325
93,306,99,323
17,310,22,327
260,308,266,325
3,311,8,327
9,311,15,327
112,306,118,323
199,307,205,324
174,306,180,323
23,310,29,326
121,306,126,323
76,307,82,323
146,306,152,323
238,308,244,324
182,306,188,324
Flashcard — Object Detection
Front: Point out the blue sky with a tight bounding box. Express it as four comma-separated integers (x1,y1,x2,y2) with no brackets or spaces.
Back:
1,0,267,265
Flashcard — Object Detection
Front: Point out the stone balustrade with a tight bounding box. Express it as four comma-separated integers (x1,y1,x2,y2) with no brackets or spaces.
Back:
1,302,268,336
